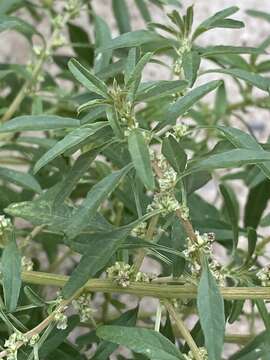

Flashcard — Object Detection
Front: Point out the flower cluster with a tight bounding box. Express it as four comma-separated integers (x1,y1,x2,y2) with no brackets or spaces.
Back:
183,231,215,258
158,167,177,192
72,294,95,323
107,262,153,287
147,192,180,215
4,331,39,360
53,296,68,330
172,124,189,140
183,347,208,360
257,265,270,286
0,215,12,237
131,222,147,238
21,256,34,272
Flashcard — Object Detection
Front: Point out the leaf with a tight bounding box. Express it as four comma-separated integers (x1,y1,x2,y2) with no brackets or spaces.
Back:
246,228,257,263
165,80,222,125
134,0,151,22
68,23,93,63
0,115,80,133
92,308,138,359
187,149,270,175
0,15,41,41
128,129,155,190
97,326,184,360
112,0,131,34
214,82,227,120
53,149,98,208
220,184,239,251
98,30,166,51
33,122,108,173
2,233,21,312
0,167,41,193
192,6,241,40
244,180,270,228
65,163,132,239
94,15,112,73
182,50,200,86
247,9,270,23
136,80,187,102
197,262,225,360
68,58,108,97
206,68,270,92
62,217,136,298
200,45,260,56
216,125,270,181
162,135,187,174
0,0,22,14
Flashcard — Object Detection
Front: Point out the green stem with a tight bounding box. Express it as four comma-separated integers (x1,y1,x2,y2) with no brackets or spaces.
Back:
21,271,270,300
164,300,201,360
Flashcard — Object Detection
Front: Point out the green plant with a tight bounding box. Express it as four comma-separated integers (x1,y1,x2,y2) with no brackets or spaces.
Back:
1,1,270,359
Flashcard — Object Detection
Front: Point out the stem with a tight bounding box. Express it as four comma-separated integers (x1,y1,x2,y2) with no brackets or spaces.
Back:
21,271,270,300
164,300,201,360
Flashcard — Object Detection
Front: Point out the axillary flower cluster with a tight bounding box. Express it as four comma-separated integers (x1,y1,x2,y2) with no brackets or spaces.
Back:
0,215,12,245
106,261,153,288
183,347,208,360
257,265,270,286
4,332,39,360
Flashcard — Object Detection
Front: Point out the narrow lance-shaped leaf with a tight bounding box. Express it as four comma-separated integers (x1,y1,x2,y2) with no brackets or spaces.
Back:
165,80,222,125
97,326,185,360
94,15,112,73
98,30,166,51
136,80,188,102
206,68,270,92
112,0,131,34
197,260,225,360
162,135,187,174
246,9,270,23
0,167,41,193
33,122,108,174
65,163,133,240
0,15,42,41
68,58,108,97
182,50,200,86
220,184,239,251
215,125,270,180
186,148,270,175
0,115,80,133
128,129,155,190
192,6,241,40
2,232,21,312
199,45,260,57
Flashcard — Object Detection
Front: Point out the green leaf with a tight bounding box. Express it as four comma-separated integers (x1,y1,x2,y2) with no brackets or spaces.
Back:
0,167,41,193
192,6,241,40
247,9,270,23
63,217,136,298
0,115,80,133
92,308,138,359
94,15,112,73
136,80,187,102
214,83,227,120
134,0,151,22
2,233,21,312
0,0,22,14
165,80,222,125
24,286,46,307
98,30,166,51
187,149,270,175
216,126,270,181
65,163,133,239
68,23,93,63
206,68,270,92
200,45,260,56
0,15,41,41
128,129,155,190
220,184,239,251
68,58,108,97
112,0,131,34
197,262,225,360
244,180,270,229
182,50,200,86
97,326,185,360
162,135,187,174
33,122,108,173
